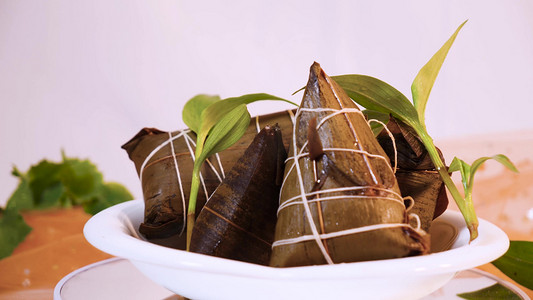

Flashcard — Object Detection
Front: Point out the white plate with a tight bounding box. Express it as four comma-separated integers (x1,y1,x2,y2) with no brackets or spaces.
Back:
53,258,176,300
84,199,510,300
54,259,529,300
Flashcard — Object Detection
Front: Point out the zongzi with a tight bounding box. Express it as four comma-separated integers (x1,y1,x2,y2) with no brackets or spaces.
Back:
270,62,429,267
189,125,287,265
121,111,293,241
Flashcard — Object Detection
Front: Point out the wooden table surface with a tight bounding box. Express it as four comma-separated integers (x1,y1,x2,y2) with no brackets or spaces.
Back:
1,130,532,299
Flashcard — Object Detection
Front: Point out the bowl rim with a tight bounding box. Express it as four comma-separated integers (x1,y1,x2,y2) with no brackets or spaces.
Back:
84,199,509,280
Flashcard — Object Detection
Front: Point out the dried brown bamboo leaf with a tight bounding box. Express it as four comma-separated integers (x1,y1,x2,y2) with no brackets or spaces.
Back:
270,62,429,267
189,125,287,265
377,116,449,227
396,170,445,232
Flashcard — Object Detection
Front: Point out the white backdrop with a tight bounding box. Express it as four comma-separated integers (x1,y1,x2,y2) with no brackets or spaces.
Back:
1,0,533,206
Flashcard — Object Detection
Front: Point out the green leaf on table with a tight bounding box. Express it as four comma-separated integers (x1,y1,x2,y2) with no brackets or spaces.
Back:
492,241,533,289
411,20,467,125
0,208,32,259
457,283,521,300
39,182,66,209
59,157,104,204
333,75,419,128
26,160,64,208
182,94,221,134
82,182,133,215
5,168,33,211
1,153,133,259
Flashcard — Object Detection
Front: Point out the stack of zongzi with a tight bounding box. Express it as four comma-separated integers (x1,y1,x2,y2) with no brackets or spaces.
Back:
122,63,444,266
121,111,293,241
270,62,429,267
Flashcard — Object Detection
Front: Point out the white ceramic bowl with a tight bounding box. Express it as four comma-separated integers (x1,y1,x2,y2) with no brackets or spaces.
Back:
84,199,509,300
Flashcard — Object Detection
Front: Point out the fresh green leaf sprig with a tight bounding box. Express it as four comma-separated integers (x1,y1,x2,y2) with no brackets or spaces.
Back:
333,20,510,241
449,155,518,211
182,93,297,249
0,152,133,259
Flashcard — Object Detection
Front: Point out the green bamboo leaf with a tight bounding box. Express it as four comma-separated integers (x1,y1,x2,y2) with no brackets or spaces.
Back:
411,20,467,125
199,93,295,139
457,283,521,300
449,157,471,192
466,154,518,195
198,104,251,163
193,93,295,162
333,75,420,128
447,157,461,173
186,103,251,249
492,241,533,289
182,94,221,134
470,154,519,179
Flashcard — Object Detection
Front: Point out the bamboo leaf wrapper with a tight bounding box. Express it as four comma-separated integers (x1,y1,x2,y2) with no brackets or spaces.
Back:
377,116,448,232
270,63,429,267
190,125,287,265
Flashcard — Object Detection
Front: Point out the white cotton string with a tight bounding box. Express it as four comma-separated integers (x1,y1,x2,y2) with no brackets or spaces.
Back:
316,108,364,129
278,194,405,214
281,147,390,198
403,196,415,212
215,153,225,179
279,110,297,205
288,109,334,264
284,186,403,203
277,185,404,215
138,130,191,235
324,76,380,186
285,148,388,164
272,223,410,248
368,119,398,174
139,130,189,184
276,104,424,260
322,147,391,160
168,132,187,235
409,213,422,231
287,109,296,124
